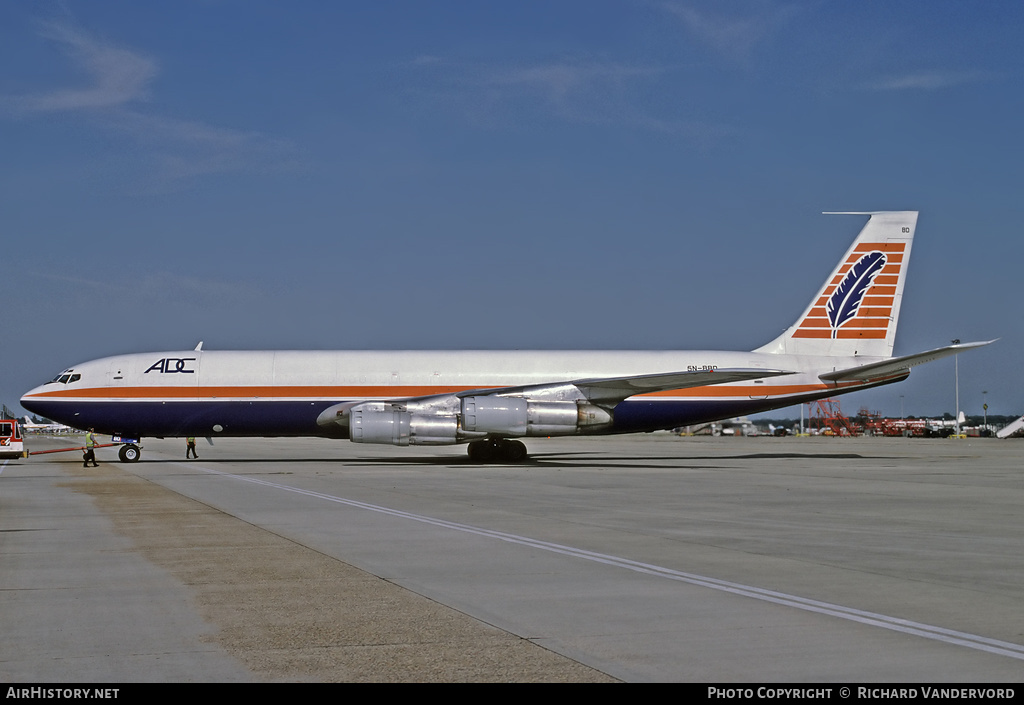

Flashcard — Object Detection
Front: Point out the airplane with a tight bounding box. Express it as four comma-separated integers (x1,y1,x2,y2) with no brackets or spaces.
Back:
20,211,992,464
21,415,72,433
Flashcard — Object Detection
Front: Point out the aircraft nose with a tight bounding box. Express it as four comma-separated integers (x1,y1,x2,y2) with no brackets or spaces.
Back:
20,385,47,413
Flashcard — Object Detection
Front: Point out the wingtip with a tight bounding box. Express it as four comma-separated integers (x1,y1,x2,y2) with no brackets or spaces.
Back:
951,338,998,350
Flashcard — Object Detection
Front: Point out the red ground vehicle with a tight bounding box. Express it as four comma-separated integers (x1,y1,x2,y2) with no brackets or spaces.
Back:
0,418,26,459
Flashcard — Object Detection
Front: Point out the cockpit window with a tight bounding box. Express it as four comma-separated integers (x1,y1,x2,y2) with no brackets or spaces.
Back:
47,369,76,385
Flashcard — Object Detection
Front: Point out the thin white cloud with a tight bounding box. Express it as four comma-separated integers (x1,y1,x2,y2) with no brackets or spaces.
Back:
11,22,157,113
411,56,731,140
660,1,799,62
3,21,298,188
410,54,445,66
36,270,260,307
482,61,659,117
487,62,656,98
863,71,990,92
108,111,298,184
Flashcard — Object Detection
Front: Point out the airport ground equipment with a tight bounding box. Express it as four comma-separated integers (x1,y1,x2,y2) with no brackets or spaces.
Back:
0,418,26,459
27,441,133,460
808,399,858,436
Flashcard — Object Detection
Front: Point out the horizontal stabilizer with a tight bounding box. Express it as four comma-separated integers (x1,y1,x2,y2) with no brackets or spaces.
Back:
819,340,996,383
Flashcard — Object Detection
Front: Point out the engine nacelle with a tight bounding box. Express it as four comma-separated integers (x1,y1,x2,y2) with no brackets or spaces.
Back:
461,397,612,436
349,407,458,446
462,397,528,435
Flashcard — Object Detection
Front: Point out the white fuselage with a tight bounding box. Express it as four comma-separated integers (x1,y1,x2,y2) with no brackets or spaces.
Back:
20,348,896,440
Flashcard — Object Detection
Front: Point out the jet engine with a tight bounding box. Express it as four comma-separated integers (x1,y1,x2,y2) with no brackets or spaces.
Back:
460,396,612,436
339,396,613,448
349,407,459,446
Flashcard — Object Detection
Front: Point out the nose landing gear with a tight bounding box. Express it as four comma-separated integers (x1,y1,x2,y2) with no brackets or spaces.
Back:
118,443,141,462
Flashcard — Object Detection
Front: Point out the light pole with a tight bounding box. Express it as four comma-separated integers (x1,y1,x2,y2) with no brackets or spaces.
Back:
952,339,960,437
983,390,988,436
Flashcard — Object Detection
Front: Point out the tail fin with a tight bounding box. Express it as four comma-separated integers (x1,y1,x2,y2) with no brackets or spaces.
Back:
755,211,917,358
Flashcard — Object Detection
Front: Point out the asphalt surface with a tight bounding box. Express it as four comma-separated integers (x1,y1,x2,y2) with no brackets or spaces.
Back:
2,432,1023,682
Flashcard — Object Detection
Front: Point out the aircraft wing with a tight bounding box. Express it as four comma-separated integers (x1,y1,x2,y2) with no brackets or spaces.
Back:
440,368,793,405
316,368,793,429
819,340,996,383
567,368,793,403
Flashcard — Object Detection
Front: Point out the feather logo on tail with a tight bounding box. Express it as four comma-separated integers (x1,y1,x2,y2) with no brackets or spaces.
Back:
826,251,887,339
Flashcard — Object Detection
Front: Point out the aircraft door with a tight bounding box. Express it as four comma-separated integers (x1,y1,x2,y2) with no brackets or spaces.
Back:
107,359,128,387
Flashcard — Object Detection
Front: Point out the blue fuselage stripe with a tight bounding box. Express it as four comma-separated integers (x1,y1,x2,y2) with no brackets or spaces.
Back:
22,393,843,439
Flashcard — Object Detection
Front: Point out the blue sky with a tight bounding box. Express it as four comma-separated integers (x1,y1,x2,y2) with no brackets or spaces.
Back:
2,1,1021,419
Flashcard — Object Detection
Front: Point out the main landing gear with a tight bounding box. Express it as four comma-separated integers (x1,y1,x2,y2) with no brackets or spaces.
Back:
467,438,528,463
118,444,141,463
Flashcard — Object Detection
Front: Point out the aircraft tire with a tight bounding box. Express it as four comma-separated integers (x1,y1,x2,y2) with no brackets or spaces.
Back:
502,440,528,463
118,444,141,463
467,440,495,463
468,439,528,464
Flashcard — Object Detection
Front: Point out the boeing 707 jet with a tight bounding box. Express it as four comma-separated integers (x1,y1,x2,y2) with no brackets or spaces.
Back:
21,211,991,463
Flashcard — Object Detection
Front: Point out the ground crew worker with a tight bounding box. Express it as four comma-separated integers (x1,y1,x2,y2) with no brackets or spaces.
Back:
83,428,99,467
186,436,198,459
